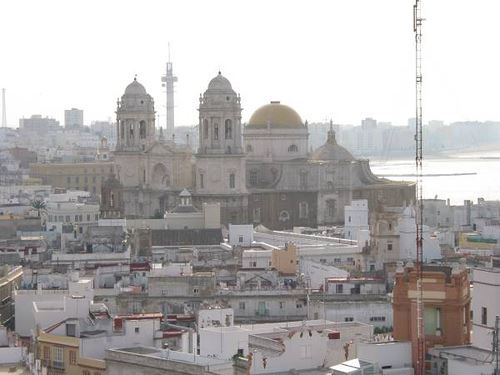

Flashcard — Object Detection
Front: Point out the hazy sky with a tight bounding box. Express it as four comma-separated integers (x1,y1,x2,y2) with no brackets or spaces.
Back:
1,0,499,128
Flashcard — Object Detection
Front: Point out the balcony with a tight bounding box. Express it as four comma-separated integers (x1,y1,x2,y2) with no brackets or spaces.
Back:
255,309,270,317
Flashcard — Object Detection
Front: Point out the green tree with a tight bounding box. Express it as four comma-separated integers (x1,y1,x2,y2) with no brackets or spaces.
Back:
31,199,46,217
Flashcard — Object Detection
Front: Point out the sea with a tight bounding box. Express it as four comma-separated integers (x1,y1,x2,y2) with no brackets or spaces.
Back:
370,150,500,205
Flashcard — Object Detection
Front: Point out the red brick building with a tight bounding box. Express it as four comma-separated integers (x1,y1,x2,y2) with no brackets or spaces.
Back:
392,262,471,367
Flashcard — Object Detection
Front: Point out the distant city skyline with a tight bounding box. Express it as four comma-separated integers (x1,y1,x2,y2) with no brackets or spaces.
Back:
1,0,500,128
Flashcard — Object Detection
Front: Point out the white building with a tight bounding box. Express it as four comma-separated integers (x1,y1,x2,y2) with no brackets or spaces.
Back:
64,108,84,128
300,259,349,289
344,199,369,241
14,272,94,338
228,224,254,247
199,319,373,371
398,206,441,261
197,306,234,329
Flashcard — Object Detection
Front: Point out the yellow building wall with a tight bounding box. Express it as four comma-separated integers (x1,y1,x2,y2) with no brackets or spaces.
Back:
271,242,297,275
37,332,105,375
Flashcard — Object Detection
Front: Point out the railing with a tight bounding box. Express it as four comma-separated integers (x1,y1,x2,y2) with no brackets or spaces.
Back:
51,360,65,369
255,309,269,317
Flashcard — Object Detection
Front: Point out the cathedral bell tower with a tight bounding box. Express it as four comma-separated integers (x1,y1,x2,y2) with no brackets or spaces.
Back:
116,77,156,152
195,72,247,224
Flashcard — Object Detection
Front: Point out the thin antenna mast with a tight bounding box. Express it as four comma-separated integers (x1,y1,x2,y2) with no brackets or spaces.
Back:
1,88,6,128
413,0,425,374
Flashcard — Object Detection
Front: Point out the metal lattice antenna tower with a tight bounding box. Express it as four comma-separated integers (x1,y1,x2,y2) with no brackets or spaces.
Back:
1,88,6,128
413,0,425,374
161,43,178,142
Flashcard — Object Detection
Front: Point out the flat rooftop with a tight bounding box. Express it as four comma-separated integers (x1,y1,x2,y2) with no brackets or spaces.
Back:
430,345,492,363
109,347,230,366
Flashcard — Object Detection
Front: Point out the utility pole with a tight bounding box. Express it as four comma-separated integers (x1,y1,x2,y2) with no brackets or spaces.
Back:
494,315,500,375
413,0,425,374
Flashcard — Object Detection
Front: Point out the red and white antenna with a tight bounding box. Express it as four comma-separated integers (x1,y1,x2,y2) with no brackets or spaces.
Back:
413,0,425,374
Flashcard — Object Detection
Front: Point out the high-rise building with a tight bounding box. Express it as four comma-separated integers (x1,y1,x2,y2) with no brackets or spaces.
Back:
64,108,84,128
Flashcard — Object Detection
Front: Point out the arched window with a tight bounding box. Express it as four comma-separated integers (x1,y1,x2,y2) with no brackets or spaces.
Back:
299,202,309,219
225,119,232,139
229,173,235,189
120,121,125,139
288,144,298,152
246,144,253,153
139,121,146,139
203,119,209,139
327,199,336,217
214,124,219,140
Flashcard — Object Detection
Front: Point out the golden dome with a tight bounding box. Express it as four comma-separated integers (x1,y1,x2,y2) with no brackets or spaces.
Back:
247,101,304,129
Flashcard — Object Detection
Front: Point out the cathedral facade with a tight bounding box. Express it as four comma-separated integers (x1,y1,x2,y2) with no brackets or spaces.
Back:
103,74,414,229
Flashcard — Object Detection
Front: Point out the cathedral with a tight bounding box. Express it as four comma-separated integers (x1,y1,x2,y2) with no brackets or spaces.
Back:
101,73,414,229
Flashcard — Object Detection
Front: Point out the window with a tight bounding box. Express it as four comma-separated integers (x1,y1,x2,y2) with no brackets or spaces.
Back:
66,323,76,337
348,216,351,222
87,214,91,222
387,243,393,251
65,215,70,223
296,302,303,309
299,171,308,188
253,208,261,223
249,170,258,186
53,346,64,369
370,316,386,322
74,215,79,222
336,284,344,294
43,346,50,360
238,235,244,243
203,119,209,139
69,350,76,365
334,258,341,264
344,317,354,322
482,307,488,325
327,199,336,217
214,123,219,140
288,144,298,152
279,302,284,309
95,214,99,221
239,302,246,310
252,262,257,267
193,288,199,294
279,210,290,222
299,202,309,219
75,176,79,184
225,119,232,139
120,121,124,139
66,176,71,185
83,370,91,375
229,173,235,189
139,120,146,138
199,173,204,189
246,144,253,153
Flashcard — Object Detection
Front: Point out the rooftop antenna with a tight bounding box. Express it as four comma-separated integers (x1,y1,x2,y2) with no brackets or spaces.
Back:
161,42,177,142
1,88,6,128
413,0,425,374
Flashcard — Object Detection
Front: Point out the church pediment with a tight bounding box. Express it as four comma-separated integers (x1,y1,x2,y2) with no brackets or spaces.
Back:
146,141,176,156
